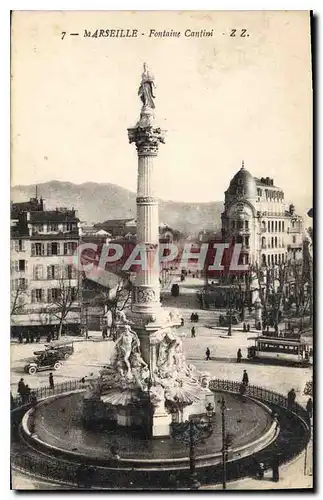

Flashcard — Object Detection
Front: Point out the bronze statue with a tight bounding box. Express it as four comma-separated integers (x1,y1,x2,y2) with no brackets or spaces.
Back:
138,63,156,109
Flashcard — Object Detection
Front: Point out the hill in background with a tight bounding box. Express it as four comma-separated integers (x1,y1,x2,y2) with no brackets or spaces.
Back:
11,181,223,235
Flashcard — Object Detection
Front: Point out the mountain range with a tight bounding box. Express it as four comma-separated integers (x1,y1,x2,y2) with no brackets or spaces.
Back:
11,181,223,235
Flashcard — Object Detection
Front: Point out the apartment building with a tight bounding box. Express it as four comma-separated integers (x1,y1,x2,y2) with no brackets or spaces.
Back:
11,198,81,336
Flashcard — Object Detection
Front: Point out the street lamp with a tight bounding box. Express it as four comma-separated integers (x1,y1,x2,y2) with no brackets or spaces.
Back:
171,406,214,490
228,284,232,336
218,396,234,490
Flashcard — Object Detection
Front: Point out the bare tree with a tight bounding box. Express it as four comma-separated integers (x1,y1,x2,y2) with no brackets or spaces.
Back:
90,278,132,336
11,283,27,316
49,277,79,338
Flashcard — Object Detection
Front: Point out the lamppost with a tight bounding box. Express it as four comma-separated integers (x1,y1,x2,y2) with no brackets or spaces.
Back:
171,403,214,490
219,396,234,490
228,284,232,336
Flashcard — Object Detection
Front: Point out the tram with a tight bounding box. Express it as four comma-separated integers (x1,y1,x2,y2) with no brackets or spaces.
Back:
247,336,312,365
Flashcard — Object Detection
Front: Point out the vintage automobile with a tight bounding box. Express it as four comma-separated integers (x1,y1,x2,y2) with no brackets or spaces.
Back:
43,339,75,360
24,351,63,375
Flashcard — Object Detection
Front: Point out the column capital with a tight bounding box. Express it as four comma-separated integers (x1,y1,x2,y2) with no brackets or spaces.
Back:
128,125,166,156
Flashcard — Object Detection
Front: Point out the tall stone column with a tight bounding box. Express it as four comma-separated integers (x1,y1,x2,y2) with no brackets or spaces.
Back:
128,108,165,316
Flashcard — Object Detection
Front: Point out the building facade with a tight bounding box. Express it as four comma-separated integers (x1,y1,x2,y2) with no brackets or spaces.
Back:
11,198,81,336
221,162,304,268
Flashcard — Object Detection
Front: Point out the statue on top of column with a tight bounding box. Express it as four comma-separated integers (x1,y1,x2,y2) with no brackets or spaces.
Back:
138,63,156,109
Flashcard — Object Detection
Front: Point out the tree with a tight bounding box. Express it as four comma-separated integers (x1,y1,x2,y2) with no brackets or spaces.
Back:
90,277,132,336
11,282,27,316
49,277,79,338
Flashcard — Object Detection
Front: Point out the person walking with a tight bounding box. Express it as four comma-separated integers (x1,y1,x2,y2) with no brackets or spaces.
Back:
191,326,196,338
49,372,54,390
306,397,313,424
237,348,242,363
205,347,211,361
18,378,26,397
242,369,249,386
287,388,296,409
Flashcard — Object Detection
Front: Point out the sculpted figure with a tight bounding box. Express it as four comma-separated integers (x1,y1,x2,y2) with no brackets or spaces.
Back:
138,63,156,109
114,324,140,378
130,351,150,392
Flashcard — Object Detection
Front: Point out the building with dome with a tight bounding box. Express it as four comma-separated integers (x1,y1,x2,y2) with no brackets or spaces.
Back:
221,162,304,267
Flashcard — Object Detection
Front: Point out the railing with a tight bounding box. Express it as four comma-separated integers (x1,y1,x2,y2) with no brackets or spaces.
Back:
11,377,311,489
209,379,309,423
11,379,90,409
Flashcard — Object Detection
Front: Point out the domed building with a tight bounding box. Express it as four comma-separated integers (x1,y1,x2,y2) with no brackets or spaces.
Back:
221,162,304,268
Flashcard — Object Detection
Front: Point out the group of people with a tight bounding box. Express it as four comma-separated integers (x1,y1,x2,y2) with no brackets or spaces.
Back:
242,323,251,332
18,331,41,344
17,378,36,404
190,313,199,323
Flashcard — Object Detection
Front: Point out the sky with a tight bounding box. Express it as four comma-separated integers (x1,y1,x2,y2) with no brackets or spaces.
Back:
11,11,312,205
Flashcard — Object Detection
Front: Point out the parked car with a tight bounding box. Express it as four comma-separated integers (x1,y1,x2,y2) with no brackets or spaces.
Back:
24,351,63,375
44,340,74,360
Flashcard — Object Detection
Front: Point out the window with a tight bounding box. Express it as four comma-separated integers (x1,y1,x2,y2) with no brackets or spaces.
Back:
237,220,243,230
275,221,278,232
49,223,59,232
31,289,45,303
47,264,60,280
31,242,44,256
48,288,60,302
282,221,285,232
33,264,43,280
292,236,296,243
12,278,27,290
47,242,60,256
245,236,249,247
13,240,26,252
278,221,281,232
268,221,270,232
64,242,77,255
66,222,76,232
71,287,78,302
66,264,76,280
18,260,26,271
245,220,249,230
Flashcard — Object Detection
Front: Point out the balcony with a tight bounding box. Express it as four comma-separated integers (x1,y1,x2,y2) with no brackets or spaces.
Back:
261,228,267,233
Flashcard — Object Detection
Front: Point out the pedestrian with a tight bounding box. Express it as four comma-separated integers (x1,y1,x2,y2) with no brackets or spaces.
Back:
266,325,270,333
242,369,249,386
181,317,184,327
18,332,23,344
237,348,242,363
205,347,211,361
191,326,196,338
287,388,296,409
306,397,313,423
30,331,34,343
247,323,250,332
195,313,199,323
243,323,246,332
23,384,31,403
49,372,54,390
271,454,280,482
17,378,26,397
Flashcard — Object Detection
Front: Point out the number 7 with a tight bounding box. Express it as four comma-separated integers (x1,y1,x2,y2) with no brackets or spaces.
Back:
61,32,66,40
